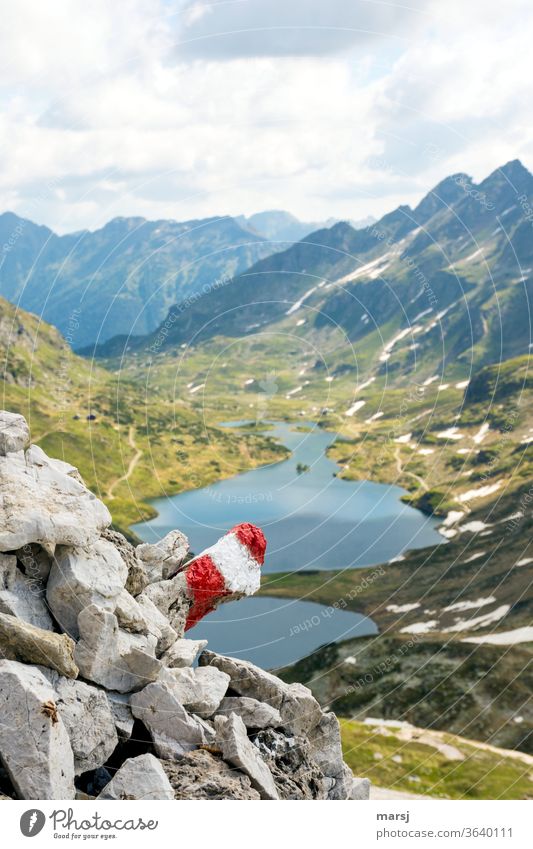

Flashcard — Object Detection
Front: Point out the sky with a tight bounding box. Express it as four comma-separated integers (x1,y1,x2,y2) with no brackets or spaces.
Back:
0,0,532,232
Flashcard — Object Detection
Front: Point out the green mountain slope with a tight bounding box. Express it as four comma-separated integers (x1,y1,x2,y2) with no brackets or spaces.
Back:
0,296,287,535
0,212,275,347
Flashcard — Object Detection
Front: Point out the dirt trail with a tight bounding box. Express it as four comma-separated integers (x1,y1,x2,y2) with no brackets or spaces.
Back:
394,445,429,492
107,426,142,499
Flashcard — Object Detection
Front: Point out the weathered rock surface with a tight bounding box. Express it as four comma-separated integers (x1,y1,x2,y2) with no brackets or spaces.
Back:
200,651,322,733
98,754,174,800
41,671,118,775
308,711,353,800
0,552,53,629
161,637,207,668
15,543,52,581
0,660,75,799
161,749,260,800
136,593,177,653
75,604,161,693
252,727,326,800
114,588,150,634
142,571,191,637
136,530,189,582
350,776,371,800
130,680,215,758
0,411,30,455
0,611,78,677
216,696,282,729
0,445,111,554
47,540,127,638
107,692,135,741
163,666,230,718
214,713,279,800
101,528,148,597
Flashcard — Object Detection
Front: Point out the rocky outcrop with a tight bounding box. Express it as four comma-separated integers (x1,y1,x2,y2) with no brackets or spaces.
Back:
161,750,260,800
0,660,75,799
0,410,365,801
0,444,110,554
0,612,78,677
97,754,174,800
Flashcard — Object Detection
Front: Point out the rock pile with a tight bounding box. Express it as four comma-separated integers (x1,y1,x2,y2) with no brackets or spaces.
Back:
0,410,368,801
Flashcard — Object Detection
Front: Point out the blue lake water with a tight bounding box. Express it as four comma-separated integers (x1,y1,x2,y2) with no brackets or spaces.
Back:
133,421,442,573
187,595,377,670
133,422,442,668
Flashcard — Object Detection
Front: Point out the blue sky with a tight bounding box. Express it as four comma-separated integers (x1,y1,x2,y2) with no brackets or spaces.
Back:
0,0,531,231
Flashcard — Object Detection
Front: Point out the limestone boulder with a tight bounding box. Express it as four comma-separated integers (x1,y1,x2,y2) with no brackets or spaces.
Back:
102,528,148,597
308,711,353,800
162,666,229,718
136,530,189,582
252,727,326,799
141,571,191,637
214,713,278,800
130,680,215,758
98,754,174,800
0,411,30,455
216,696,282,729
0,611,78,677
41,670,118,775
0,660,75,799
161,749,260,800
0,445,110,554
15,543,52,581
107,692,134,741
0,553,53,629
200,650,322,734
136,593,177,654
75,604,161,693
161,637,207,668
47,540,128,638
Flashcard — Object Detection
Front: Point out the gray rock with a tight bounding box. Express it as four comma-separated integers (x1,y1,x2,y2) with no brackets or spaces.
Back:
15,543,52,581
0,611,78,677
130,680,215,758
161,637,207,668
252,727,327,799
216,696,282,729
0,552,53,629
136,530,189,582
41,671,118,775
350,776,371,800
0,411,30,455
141,571,191,637
163,666,229,718
47,540,127,638
200,651,322,733
161,749,260,800
136,593,177,653
114,588,150,634
98,754,174,800
107,692,135,741
0,445,110,555
215,714,279,800
0,660,75,799
308,711,352,800
75,604,161,693
101,528,148,597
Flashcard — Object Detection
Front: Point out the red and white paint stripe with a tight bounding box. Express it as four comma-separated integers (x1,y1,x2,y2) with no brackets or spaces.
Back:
184,522,266,630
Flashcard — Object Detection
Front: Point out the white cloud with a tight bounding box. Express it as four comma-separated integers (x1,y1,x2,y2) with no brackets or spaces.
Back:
0,0,531,231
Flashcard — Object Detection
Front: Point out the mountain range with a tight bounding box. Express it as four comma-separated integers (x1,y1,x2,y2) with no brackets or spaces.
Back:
91,159,533,381
0,213,276,348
